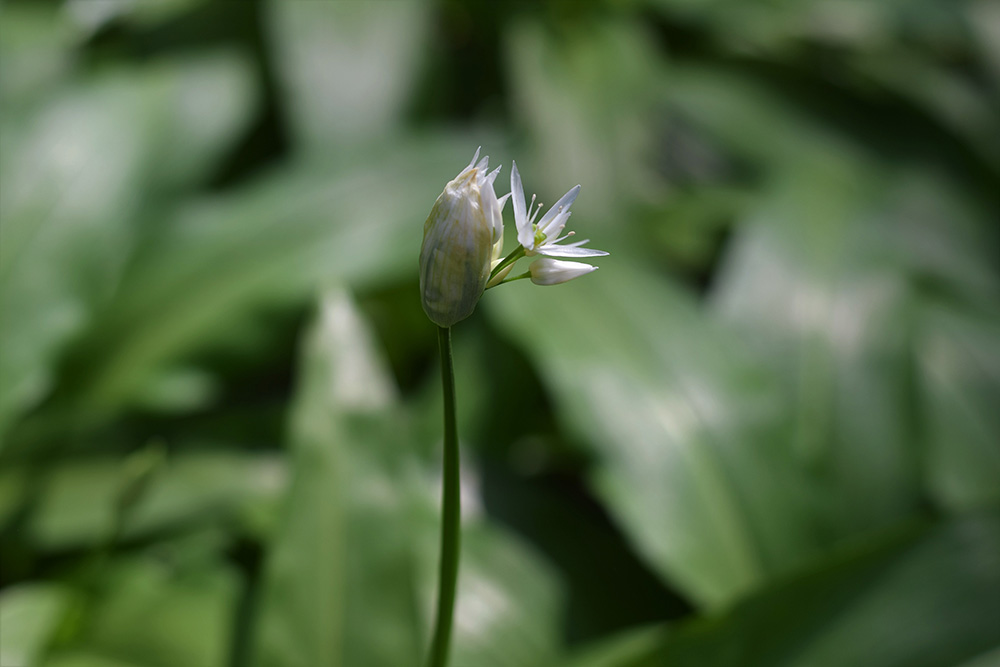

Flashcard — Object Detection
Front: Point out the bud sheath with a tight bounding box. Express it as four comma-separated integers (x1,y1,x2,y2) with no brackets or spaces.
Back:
419,152,502,327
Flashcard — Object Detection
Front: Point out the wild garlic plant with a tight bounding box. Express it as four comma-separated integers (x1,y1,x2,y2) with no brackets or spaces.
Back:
419,149,607,667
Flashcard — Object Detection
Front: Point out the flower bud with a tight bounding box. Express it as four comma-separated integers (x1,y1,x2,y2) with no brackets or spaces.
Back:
419,149,504,327
528,257,597,285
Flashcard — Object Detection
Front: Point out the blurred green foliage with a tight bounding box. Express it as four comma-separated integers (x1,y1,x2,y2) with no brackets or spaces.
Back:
1,0,998,666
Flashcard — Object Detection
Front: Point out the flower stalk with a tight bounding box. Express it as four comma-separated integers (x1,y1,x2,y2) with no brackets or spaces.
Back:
420,149,607,667
426,325,460,667
487,246,526,284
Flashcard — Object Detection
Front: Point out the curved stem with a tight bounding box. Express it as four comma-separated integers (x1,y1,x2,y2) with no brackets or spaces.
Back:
426,326,461,667
486,271,531,289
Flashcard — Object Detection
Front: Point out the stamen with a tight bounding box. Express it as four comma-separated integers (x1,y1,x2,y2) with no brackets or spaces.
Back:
527,195,545,226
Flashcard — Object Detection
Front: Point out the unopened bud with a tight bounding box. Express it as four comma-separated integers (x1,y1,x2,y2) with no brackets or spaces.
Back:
528,257,598,285
419,149,504,327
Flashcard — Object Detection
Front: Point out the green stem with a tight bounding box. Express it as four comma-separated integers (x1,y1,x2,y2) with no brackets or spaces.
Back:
486,271,531,289
488,246,526,283
427,326,461,667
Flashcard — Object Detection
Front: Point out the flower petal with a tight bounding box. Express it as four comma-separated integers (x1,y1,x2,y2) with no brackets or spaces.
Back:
465,147,481,172
528,257,597,285
540,210,571,242
480,172,503,242
537,185,580,236
511,161,533,248
486,165,502,185
537,243,610,258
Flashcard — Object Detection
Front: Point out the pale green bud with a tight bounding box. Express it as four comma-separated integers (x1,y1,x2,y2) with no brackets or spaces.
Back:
420,149,504,327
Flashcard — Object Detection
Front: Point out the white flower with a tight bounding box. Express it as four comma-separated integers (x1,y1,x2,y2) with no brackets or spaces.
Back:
528,257,598,285
420,148,506,327
510,161,609,259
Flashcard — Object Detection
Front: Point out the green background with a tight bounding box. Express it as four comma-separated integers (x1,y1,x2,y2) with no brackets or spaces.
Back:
1,1,998,666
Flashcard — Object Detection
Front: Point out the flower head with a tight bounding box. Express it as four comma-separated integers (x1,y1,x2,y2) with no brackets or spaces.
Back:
510,161,609,259
419,148,505,327
528,257,598,285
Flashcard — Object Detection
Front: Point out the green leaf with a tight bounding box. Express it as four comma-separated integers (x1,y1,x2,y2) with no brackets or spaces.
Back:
661,514,1000,667
488,264,812,609
55,137,489,424
505,18,663,219
0,53,257,448
711,159,1000,518
253,289,568,667
63,0,207,33
710,157,923,538
266,0,431,153
14,450,285,551
66,556,241,667
564,513,1000,667
141,52,258,193
43,652,147,667
0,583,72,667
649,0,978,77
440,521,565,667
881,169,999,304
0,74,152,445
560,625,667,667
251,289,419,667
955,646,1000,667
917,303,1000,511
846,43,1000,174
0,464,27,531
663,66,855,171
0,3,78,111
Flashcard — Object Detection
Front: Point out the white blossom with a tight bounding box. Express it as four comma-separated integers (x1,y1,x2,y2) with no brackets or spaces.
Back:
510,161,608,259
